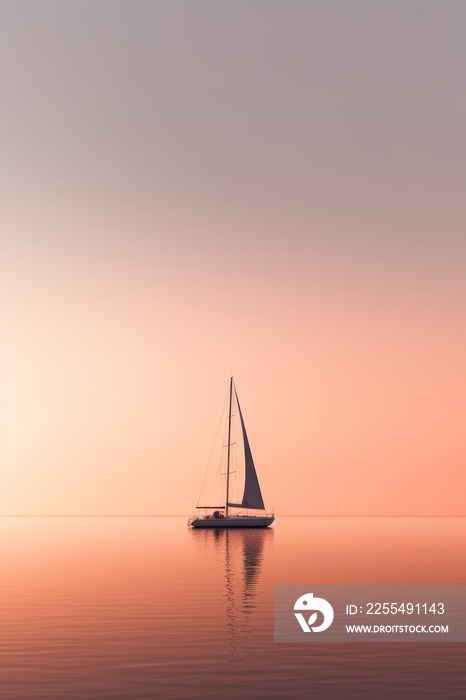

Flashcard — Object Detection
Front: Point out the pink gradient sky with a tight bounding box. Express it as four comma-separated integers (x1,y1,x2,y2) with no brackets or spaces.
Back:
1,1,465,515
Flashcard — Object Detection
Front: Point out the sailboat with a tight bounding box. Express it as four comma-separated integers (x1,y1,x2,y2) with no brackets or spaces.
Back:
188,378,275,528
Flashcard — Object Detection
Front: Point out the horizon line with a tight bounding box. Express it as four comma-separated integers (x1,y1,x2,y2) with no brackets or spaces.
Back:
1,514,465,518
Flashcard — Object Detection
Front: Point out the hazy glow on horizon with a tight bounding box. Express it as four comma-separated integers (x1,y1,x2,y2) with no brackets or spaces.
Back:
1,1,465,515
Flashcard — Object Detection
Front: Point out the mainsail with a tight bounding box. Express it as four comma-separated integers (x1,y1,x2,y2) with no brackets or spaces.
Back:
227,387,265,511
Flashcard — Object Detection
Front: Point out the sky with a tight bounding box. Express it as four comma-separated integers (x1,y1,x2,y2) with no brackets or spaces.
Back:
1,0,465,515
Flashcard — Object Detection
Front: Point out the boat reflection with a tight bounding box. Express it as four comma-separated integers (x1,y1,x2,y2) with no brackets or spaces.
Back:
189,527,273,670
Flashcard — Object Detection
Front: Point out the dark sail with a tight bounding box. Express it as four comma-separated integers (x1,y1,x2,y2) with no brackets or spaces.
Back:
227,387,265,510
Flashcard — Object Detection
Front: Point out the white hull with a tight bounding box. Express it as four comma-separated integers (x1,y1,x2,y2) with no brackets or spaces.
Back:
189,515,274,529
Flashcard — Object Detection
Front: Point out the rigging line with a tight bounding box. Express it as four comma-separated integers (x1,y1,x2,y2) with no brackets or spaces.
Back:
196,389,229,507
203,399,229,507
204,451,225,507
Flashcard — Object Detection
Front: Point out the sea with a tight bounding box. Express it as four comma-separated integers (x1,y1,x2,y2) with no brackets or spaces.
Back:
1,516,465,699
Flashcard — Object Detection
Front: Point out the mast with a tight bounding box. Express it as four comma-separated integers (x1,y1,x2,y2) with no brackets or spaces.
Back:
225,376,233,517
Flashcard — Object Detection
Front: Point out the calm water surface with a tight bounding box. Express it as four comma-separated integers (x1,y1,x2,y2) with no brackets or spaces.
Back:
1,516,465,699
